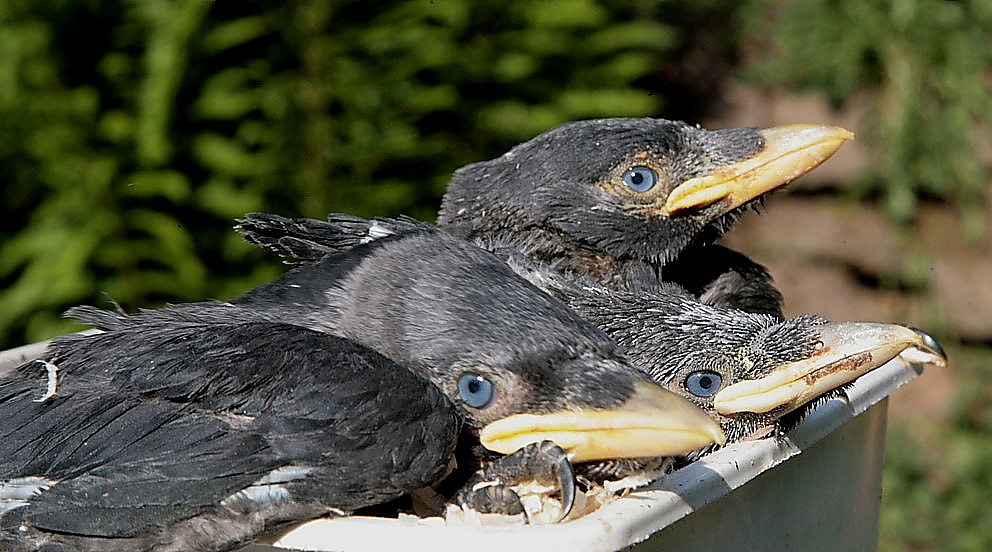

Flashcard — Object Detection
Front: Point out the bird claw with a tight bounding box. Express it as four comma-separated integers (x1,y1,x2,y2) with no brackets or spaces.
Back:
452,440,576,523
455,484,526,516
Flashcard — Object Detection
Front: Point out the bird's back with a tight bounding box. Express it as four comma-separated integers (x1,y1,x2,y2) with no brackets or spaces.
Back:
1,319,459,551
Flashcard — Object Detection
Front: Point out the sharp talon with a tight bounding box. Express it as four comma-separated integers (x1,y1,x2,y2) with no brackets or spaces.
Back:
452,440,578,523
555,452,576,521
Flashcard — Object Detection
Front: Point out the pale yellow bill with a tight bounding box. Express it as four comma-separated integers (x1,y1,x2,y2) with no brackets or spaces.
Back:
480,381,725,463
664,124,855,216
713,322,944,416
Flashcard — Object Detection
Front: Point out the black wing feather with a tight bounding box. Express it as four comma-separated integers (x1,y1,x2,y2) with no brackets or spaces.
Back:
2,320,459,551
235,212,429,264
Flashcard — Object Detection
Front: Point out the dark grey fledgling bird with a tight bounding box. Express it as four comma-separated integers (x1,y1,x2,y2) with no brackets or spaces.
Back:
1,224,723,551
1,322,459,552
428,117,949,448
437,118,854,317
496,250,946,444
234,212,945,445
426,116,944,443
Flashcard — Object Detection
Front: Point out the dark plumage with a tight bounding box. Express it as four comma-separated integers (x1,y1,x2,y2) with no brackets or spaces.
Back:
236,213,945,445
438,118,853,316
1,323,458,552
2,223,722,550
500,253,945,443
429,116,944,444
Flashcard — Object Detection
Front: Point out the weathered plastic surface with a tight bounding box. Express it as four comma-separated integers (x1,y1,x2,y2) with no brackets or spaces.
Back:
0,338,924,552
0,340,50,377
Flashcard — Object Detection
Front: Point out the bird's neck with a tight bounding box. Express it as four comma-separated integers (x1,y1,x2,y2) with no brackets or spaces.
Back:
448,220,662,291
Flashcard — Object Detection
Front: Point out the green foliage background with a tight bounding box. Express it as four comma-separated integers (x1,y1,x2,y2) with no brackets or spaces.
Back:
1,2,990,551
1,0,683,345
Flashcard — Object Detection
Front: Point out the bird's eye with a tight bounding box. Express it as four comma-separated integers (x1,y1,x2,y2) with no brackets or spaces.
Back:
685,370,723,398
621,166,658,193
457,373,495,409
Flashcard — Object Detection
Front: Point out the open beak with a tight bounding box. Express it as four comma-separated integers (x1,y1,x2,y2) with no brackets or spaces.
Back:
479,381,726,463
713,323,946,415
663,124,855,217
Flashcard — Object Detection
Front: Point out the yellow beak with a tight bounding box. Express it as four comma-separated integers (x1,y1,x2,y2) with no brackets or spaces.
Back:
480,381,726,463
664,124,855,216
714,323,945,415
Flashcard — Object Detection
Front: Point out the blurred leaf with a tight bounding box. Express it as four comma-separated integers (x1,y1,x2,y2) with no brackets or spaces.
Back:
193,67,262,120
521,0,609,28
586,21,676,53
559,88,659,118
192,131,265,176
199,15,271,54
196,177,264,219
121,170,192,203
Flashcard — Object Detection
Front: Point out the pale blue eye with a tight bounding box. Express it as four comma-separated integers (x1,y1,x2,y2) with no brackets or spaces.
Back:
622,166,658,192
458,373,495,408
685,371,723,398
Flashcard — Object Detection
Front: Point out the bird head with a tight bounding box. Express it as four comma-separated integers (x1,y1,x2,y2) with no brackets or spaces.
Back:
439,118,853,270
652,317,947,442
709,323,946,434
441,353,726,464
358,233,727,462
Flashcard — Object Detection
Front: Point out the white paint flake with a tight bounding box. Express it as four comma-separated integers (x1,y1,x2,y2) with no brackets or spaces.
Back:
1,476,55,512
33,360,59,402
361,221,395,244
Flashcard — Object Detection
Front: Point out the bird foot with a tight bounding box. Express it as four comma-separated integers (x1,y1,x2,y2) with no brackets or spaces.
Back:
450,440,576,524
